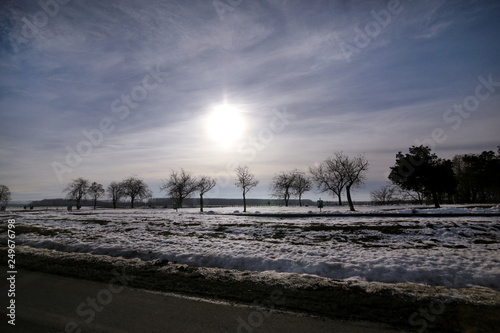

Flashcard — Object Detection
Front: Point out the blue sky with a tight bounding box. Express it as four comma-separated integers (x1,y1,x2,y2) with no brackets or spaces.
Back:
1,0,499,202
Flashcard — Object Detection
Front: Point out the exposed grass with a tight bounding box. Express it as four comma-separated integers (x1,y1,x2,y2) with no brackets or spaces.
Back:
462,205,496,209
443,244,468,249
0,225,70,237
272,230,286,239
272,224,301,229
205,232,226,238
158,231,174,237
313,235,333,242
474,239,497,244
215,223,254,228
214,225,228,232
148,221,166,227
414,244,438,249
381,206,430,211
185,222,202,226
355,235,382,242
0,214,21,220
302,223,422,234
81,219,110,225
213,223,256,231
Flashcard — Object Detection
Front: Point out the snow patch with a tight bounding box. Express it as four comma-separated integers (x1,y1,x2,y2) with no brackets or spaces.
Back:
3,205,499,290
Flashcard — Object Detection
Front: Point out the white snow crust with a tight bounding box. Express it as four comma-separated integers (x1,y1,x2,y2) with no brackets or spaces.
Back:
2,204,499,290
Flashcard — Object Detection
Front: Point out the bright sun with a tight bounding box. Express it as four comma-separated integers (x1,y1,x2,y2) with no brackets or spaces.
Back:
206,104,245,146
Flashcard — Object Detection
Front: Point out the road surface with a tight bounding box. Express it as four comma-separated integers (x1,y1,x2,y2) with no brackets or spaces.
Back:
1,269,402,333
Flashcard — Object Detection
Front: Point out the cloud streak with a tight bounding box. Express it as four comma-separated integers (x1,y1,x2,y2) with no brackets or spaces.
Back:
1,0,499,201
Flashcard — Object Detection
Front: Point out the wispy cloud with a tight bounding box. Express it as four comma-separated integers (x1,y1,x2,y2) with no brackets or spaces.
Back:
1,0,499,201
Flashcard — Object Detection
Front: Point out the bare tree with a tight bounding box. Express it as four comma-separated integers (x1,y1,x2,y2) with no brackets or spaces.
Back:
397,187,425,205
197,176,217,212
235,165,259,212
64,178,89,209
270,170,297,206
160,169,198,208
0,185,11,207
88,182,105,209
370,185,396,205
107,181,123,209
337,153,369,211
120,176,152,208
292,171,312,207
310,152,369,211
309,154,346,206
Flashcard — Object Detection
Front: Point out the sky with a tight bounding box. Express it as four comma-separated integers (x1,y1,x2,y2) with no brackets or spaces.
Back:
1,0,500,202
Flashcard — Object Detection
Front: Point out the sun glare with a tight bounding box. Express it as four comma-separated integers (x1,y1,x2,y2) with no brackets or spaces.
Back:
207,104,245,146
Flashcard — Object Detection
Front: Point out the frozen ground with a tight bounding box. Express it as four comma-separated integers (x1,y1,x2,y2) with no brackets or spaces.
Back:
1,204,499,290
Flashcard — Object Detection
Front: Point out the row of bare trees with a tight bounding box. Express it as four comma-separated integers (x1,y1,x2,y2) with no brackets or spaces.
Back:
64,170,242,211
268,153,369,211
244,153,369,212
61,152,370,212
64,176,152,209
270,169,311,207
63,173,220,211
160,166,259,212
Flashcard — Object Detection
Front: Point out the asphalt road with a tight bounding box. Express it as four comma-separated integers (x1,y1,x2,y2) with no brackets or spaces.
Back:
1,269,402,333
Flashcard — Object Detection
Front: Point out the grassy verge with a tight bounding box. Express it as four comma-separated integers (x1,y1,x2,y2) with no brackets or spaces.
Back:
1,246,499,332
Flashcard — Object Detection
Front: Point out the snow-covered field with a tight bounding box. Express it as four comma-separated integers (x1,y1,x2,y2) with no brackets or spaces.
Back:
2,204,500,290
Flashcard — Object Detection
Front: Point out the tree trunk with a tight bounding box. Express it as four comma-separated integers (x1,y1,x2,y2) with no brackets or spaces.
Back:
200,194,204,212
112,200,117,209
130,197,135,208
337,194,342,206
243,192,247,212
346,185,355,211
298,194,302,207
432,191,440,208
93,197,97,210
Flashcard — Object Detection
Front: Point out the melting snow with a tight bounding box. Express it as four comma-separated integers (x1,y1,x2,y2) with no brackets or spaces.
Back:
2,204,499,290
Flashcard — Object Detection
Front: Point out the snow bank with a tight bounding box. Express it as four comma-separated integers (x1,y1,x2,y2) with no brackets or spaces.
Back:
2,205,499,290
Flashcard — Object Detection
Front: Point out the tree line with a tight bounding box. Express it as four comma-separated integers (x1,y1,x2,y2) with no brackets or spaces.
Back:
61,172,218,211
0,185,11,209
58,152,370,212
373,145,500,207
1,147,497,212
